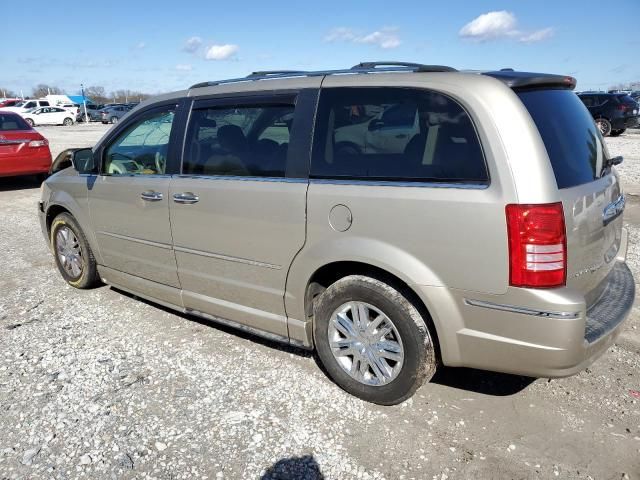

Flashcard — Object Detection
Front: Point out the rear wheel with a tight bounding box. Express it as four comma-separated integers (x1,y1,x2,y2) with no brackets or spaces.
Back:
313,275,438,405
50,213,100,289
25,118,34,127
595,118,612,136
610,129,626,137
63,117,73,126
110,116,118,124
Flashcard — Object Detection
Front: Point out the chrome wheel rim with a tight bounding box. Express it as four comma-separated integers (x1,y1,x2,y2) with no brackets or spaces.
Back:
328,301,404,386
55,226,83,278
596,119,609,136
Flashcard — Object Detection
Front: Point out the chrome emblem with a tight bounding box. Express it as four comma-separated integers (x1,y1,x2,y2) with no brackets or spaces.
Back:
603,195,625,226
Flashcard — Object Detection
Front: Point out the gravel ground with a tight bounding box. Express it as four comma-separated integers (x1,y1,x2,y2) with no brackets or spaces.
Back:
0,125,639,479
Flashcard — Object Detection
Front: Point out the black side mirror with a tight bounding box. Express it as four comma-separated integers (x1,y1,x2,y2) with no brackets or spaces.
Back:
50,148,97,175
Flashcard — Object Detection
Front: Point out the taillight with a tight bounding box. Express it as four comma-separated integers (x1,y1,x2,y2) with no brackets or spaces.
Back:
617,104,629,112
28,139,48,148
506,203,566,288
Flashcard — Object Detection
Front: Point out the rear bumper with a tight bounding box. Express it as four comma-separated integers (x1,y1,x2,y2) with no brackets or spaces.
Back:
612,115,639,130
414,231,635,378
0,149,52,177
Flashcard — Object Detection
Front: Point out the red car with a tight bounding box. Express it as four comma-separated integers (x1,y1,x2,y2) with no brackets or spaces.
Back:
0,98,21,108
0,111,52,179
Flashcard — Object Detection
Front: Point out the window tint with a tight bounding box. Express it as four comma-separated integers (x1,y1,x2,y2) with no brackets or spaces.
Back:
104,108,174,175
311,88,487,183
24,102,35,109
518,89,605,189
0,114,30,131
183,104,294,177
41,101,49,106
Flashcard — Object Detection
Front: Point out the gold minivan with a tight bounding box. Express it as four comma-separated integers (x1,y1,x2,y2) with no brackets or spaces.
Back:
40,63,634,404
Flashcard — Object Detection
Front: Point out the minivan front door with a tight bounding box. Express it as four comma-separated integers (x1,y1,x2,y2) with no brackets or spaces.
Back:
168,94,314,339
88,106,181,288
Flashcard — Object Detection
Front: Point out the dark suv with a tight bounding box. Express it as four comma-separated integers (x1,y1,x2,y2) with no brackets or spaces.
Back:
577,92,639,136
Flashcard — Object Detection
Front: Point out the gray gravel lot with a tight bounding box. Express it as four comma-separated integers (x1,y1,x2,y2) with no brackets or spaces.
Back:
0,125,639,479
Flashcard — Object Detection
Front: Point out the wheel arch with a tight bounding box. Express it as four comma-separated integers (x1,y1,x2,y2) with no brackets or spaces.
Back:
298,260,442,360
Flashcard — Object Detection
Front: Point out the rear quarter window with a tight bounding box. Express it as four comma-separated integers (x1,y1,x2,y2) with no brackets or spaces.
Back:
311,87,488,184
518,89,606,189
0,114,31,131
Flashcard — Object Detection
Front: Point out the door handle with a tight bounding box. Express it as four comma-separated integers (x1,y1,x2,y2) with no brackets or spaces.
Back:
173,192,199,204
140,190,163,202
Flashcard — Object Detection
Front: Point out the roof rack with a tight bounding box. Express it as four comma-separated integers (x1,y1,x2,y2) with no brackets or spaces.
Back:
189,61,457,89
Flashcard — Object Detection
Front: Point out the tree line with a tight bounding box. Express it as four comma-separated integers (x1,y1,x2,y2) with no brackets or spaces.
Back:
0,84,154,104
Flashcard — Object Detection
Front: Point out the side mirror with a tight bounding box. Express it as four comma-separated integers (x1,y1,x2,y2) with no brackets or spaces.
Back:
50,148,96,175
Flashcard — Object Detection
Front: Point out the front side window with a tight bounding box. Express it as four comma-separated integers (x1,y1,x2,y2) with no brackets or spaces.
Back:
104,108,175,175
183,104,294,177
311,88,487,183
24,102,36,109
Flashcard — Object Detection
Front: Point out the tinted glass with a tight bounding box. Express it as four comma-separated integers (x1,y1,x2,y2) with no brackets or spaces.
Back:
311,88,487,183
518,89,605,189
183,105,294,177
104,109,174,175
0,113,31,130
41,101,49,106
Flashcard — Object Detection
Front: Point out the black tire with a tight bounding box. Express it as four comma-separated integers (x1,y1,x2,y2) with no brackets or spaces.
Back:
63,117,73,126
50,213,100,289
313,275,438,405
595,118,612,136
610,129,626,137
25,118,35,127
110,116,118,124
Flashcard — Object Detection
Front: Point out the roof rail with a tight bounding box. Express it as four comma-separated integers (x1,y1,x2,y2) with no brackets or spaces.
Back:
351,61,457,72
189,61,457,89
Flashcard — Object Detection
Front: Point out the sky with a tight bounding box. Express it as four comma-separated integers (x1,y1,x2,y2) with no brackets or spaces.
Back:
1,0,639,98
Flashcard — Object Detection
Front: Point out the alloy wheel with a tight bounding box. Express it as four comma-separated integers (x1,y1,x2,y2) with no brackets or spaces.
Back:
55,226,83,278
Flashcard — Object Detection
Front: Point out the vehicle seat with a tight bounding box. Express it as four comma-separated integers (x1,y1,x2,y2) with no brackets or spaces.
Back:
203,125,250,176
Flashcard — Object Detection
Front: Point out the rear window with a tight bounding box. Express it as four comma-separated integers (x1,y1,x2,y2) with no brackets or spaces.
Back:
311,87,488,184
518,89,606,189
0,113,31,131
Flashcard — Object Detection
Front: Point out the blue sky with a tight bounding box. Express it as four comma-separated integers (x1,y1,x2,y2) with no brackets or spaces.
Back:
1,0,638,97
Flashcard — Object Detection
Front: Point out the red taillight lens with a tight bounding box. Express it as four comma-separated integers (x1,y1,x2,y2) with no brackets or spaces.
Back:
28,139,48,148
506,203,566,288
617,104,628,112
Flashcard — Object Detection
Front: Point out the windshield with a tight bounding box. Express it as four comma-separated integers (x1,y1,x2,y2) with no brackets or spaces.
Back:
518,89,607,189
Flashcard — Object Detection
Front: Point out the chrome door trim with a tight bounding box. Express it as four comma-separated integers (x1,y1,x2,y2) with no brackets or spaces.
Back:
96,231,173,250
172,192,200,204
174,174,308,184
309,178,489,189
464,298,581,319
173,245,282,270
140,191,164,202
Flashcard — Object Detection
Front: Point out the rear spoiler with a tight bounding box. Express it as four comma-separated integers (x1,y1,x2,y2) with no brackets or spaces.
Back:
482,71,577,91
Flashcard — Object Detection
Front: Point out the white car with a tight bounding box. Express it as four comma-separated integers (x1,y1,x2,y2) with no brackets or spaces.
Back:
0,99,51,114
21,107,75,126
57,103,80,116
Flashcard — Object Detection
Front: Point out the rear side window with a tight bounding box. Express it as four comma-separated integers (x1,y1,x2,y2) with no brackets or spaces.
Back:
518,89,605,189
183,104,294,177
311,87,487,184
0,114,31,131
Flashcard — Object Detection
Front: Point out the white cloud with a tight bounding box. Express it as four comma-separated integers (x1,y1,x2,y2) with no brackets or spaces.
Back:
459,11,518,41
518,27,554,44
175,64,192,71
325,27,401,49
183,36,203,53
460,11,553,44
205,44,239,60
134,41,146,50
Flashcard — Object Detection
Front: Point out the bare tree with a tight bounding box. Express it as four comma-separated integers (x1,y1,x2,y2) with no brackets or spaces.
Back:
0,87,18,98
110,89,152,103
84,86,109,104
607,80,640,92
32,84,63,98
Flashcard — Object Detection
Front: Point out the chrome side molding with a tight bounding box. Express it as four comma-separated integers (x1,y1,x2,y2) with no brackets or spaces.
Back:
464,298,580,319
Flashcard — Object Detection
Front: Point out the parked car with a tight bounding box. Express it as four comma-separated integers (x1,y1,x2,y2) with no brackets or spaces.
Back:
77,104,105,122
21,107,75,126
577,92,639,136
0,98,22,108
0,111,52,179
57,103,80,116
100,105,133,124
40,62,634,405
0,99,51,114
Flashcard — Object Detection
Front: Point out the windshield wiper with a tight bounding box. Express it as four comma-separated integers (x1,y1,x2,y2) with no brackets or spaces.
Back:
601,155,623,176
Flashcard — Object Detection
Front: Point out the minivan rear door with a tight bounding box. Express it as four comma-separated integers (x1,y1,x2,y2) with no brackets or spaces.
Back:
518,89,624,304
168,88,319,339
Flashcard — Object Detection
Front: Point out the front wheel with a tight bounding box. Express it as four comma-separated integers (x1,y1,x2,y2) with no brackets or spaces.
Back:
110,116,118,124
313,275,438,405
63,117,73,126
595,118,612,136
610,129,626,137
50,213,100,289
25,118,35,127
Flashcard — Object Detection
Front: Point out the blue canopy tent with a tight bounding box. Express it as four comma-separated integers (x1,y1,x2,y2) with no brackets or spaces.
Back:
68,95,93,105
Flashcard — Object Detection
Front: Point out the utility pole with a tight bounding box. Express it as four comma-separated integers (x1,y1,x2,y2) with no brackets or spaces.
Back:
81,83,89,125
